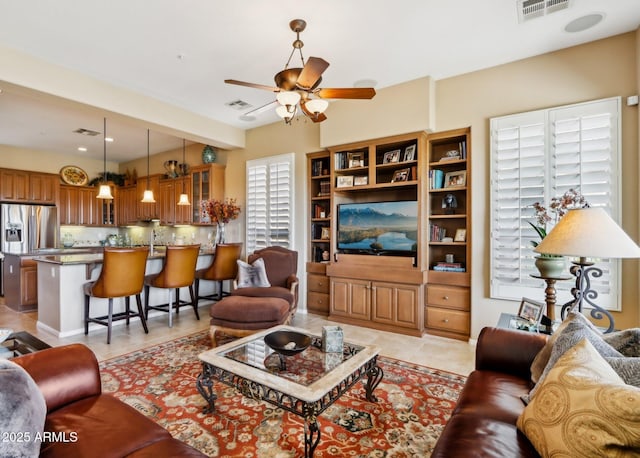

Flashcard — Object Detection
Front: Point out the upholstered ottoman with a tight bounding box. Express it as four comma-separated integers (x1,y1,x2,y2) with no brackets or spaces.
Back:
208,295,292,347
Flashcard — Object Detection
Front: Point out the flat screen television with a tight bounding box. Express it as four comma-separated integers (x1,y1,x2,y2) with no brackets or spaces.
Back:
337,201,418,256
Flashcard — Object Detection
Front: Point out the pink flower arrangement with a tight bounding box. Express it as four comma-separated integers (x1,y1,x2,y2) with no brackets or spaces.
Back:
201,198,241,224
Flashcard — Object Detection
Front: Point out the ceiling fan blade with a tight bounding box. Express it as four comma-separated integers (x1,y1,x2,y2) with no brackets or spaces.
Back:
300,99,327,123
225,79,280,92
317,87,376,99
296,57,329,90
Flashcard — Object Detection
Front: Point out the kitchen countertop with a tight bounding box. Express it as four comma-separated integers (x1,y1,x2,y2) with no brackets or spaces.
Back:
35,246,214,265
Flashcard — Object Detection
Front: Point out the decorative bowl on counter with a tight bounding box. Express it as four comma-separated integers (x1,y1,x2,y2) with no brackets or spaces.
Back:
264,330,311,356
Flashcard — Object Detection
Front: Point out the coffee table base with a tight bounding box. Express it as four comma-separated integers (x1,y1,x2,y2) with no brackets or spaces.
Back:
197,356,383,458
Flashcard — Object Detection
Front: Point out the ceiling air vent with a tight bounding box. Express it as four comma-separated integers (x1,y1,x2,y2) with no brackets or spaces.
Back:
73,128,101,136
225,99,252,110
517,0,571,23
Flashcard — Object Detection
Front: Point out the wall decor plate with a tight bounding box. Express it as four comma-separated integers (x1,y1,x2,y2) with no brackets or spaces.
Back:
60,165,89,186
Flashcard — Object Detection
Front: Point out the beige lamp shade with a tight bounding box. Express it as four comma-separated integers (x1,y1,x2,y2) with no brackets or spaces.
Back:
534,207,640,259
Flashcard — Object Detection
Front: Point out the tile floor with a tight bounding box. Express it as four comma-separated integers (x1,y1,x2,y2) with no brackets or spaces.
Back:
0,300,476,376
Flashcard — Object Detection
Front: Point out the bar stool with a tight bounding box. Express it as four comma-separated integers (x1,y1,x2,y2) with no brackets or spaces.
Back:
194,243,242,305
144,244,200,327
84,247,150,344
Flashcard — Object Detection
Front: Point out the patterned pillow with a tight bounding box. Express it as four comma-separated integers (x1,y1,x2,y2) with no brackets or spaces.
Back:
526,312,622,401
603,328,640,357
530,313,575,383
517,338,640,457
236,258,271,288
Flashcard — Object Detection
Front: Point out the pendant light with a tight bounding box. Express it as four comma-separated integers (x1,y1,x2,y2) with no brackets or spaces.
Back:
96,117,114,199
177,139,190,206
141,129,156,203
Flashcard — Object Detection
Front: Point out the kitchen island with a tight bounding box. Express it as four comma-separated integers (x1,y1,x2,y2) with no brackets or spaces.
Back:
35,248,216,337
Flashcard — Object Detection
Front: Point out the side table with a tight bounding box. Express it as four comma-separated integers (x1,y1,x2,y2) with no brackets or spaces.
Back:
1,331,51,358
530,274,572,321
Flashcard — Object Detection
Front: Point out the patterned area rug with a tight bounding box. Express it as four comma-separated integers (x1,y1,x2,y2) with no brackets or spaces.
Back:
100,332,466,457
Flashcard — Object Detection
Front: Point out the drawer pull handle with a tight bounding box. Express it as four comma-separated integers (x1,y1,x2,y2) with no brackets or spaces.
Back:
443,296,449,300
443,319,449,323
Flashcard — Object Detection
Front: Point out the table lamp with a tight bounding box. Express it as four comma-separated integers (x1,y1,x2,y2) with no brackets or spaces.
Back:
534,207,640,332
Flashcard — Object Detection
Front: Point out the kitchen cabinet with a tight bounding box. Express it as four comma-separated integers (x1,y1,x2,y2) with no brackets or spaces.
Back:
3,255,38,312
117,185,138,225
59,184,116,226
159,177,191,225
0,168,58,204
191,164,225,223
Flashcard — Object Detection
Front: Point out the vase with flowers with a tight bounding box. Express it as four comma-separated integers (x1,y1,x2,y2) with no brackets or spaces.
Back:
201,198,241,245
530,188,589,277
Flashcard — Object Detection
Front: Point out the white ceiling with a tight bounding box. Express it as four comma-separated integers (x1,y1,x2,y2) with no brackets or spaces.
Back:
0,0,639,162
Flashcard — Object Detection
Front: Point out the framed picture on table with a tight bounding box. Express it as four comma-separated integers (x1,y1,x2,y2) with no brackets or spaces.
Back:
518,297,545,324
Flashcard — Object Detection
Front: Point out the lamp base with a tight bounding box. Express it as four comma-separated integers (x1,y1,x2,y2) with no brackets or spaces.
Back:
560,258,615,332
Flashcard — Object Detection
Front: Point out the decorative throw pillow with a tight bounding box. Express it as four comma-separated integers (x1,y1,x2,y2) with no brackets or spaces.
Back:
0,358,46,457
603,328,640,357
526,311,622,401
530,313,575,383
517,338,640,457
604,357,640,387
236,258,271,288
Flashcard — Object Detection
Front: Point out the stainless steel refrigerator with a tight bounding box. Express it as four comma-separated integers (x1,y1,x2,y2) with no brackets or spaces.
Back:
0,204,58,295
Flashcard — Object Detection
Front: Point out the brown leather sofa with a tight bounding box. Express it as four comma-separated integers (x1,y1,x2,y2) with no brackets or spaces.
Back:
13,343,206,458
432,327,548,458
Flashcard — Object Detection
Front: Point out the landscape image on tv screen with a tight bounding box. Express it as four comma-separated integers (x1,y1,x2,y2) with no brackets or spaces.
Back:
337,201,418,254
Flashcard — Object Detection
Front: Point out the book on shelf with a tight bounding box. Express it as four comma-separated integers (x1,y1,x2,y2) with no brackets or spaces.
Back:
429,169,444,189
435,261,463,268
318,180,330,196
433,265,466,272
429,223,446,242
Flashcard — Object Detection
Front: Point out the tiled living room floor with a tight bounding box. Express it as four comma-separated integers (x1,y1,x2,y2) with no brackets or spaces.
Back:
0,300,475,376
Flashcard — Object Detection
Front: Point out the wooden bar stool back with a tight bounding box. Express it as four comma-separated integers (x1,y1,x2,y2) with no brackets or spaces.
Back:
144,244,200,327
195,243,243,304
83,247,150,344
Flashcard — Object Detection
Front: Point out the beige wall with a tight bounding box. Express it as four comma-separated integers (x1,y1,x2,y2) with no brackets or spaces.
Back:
226,31,640,336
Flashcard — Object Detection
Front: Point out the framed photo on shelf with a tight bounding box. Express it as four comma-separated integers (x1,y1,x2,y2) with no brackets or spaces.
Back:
383,149,401,164
517,297,545,324
403,144,416,162
320,226,330,240
348,152,364,168
391,168,410,183
336,175,354,188
454,228,466,242
354,175,368,186
444,170,467,188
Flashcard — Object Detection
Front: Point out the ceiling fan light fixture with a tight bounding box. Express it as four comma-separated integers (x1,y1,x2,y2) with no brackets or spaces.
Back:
276,104,295,118
276,91,301,107
306,98,329,115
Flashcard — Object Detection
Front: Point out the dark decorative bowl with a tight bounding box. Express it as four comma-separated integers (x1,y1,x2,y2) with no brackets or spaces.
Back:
264,331,311,356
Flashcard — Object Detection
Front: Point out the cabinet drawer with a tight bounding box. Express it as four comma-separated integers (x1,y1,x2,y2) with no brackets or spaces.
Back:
426,285,469,311
307,291,329,314
426,307,470,334
308,273,329,293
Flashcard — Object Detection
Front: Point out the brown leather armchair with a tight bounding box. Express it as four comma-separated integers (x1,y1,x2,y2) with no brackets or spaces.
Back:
231,246,299,313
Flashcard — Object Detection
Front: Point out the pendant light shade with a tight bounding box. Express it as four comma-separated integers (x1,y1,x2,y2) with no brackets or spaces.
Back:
141,129,156,203
97,117,114,200
177,139,190,206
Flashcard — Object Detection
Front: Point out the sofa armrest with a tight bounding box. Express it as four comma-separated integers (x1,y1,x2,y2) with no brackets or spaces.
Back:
475,327,548,380
12,343,102,413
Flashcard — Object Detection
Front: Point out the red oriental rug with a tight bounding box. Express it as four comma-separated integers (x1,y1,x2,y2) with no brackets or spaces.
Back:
99,332,466,457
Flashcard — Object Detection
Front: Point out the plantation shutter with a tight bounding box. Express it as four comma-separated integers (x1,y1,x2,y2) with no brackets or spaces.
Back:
246,153,295,254
490,97,621,310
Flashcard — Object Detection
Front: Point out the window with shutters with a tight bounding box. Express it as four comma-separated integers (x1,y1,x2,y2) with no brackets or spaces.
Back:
246,153,295,254
490,97,621,310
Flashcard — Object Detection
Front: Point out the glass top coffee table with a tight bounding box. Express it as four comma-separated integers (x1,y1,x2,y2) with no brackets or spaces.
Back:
197,325,382,457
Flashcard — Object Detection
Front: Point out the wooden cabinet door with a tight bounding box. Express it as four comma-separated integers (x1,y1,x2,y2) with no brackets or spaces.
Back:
372,282,420,329
159,180,176,225
175,177,192,224
395,284,420,328
330,278,350,316
29,173,58,204
117,185,137,225
349,280,371,320
137,175,160,220
78,187,95,225
21,266,38,305
191,165,224,223
0,169,29,201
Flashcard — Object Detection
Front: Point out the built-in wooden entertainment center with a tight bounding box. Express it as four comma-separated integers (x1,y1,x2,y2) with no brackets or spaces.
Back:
306,128,471,340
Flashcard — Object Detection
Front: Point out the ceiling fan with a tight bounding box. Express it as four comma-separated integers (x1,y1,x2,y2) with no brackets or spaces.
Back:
225,19,376,123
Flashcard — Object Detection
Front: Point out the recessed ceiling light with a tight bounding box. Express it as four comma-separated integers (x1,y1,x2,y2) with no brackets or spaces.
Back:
354,79,377,88
565,13,604,33
105,137,114,142
78,146,87,152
